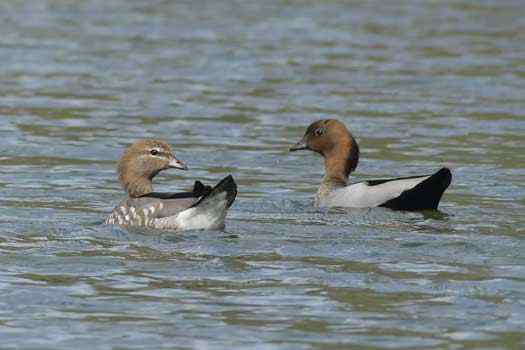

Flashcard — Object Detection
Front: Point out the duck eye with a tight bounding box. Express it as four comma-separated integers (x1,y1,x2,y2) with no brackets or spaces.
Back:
150,149,159,156
314,128,325,136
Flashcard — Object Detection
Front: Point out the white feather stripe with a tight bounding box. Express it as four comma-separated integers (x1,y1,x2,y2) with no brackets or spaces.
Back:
149,206,156,216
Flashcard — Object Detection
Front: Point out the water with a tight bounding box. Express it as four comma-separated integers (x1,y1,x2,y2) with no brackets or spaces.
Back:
1,0,524,349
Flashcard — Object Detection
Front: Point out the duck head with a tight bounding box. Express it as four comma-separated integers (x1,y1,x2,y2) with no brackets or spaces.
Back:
118,139,187,197
290,119,359,184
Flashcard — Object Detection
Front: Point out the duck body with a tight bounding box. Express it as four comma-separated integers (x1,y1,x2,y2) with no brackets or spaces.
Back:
105,139,237,231
291,119,452,211
106,176,236,230
315,168,452,210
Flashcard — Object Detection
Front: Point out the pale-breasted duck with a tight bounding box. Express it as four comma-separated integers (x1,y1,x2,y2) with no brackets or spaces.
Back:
105,139,237,230
290,119,452,210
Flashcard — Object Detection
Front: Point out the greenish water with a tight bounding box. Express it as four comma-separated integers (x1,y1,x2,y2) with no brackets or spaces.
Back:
1,1,524,349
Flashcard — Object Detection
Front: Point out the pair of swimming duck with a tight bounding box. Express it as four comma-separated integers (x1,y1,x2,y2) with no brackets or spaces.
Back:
105,119,452,231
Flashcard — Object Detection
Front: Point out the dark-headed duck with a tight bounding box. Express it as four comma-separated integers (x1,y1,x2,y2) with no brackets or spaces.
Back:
105,139,237,230
290,119,452,210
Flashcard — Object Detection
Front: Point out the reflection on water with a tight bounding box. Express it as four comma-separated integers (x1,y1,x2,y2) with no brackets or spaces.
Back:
1,0,525,349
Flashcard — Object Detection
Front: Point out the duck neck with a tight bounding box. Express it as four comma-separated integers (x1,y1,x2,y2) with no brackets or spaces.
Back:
120,171,154,198
126,178,153,198
321,140,359,189
323,155,349,188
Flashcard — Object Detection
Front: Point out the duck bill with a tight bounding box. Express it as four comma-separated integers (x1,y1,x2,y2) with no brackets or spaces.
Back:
168,156,188,170
289,138,308,152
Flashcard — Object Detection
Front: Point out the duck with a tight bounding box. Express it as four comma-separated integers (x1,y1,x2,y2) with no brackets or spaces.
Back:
289,119,452,210
105,139,237,230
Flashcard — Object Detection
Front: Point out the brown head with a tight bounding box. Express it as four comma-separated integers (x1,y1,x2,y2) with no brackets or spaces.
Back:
290,119,359,184
118,139,187,197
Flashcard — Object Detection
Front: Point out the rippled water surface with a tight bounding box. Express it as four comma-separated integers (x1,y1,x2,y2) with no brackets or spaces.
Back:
1,1,525,349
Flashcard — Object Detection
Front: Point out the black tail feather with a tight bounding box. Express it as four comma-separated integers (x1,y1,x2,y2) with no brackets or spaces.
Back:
192,180,213,197
380,168,452,211
191,175,237,208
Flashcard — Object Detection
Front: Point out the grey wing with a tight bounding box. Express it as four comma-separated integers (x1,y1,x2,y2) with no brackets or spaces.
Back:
156,197,199,217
